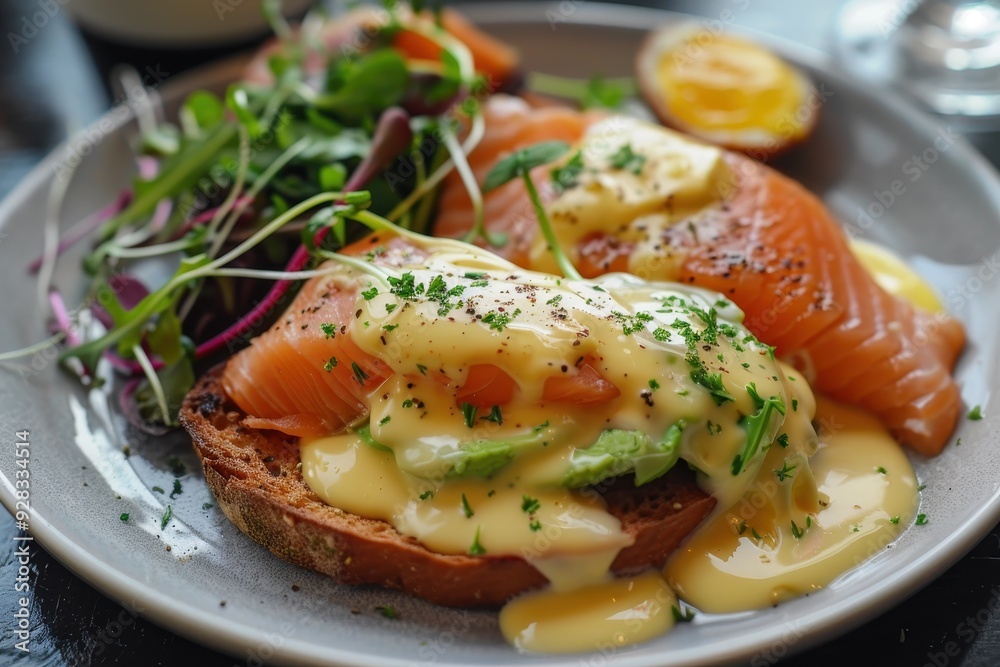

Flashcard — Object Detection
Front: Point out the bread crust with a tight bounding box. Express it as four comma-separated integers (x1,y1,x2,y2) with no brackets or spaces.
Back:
180,364,716,608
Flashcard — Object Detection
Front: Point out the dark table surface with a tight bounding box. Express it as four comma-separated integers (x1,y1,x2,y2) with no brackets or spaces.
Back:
1,0,999,665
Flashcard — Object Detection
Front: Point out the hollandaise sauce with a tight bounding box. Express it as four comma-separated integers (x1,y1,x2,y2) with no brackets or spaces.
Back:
288,234,924,653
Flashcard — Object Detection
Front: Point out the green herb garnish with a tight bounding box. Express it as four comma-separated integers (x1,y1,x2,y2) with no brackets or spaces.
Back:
460,493,474,518
483,141,581,280
468,526,486,555
461,402,477,428
550,150,585,193
483,405,503,425
773,461,796,482
672,605,696,623
375,605,398,619
160,505,173,530
609,144,646,175
351,361,369,385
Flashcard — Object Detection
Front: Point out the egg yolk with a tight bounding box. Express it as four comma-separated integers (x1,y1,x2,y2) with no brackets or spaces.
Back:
850,238,944,312
656,35,806,136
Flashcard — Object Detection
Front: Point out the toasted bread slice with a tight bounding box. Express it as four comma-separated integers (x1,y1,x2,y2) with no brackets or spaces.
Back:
180,364,716,608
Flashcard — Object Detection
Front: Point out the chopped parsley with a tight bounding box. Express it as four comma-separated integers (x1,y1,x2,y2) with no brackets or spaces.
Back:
648,379,660,391
419,490,434,500
609,144,646,175
160,505,172,530
890,516,900,524
612,310,653,336
521,495,541,514
732,383,786,476
375,605,398,619
416,364,427,375
361,287,379,300
546,294,563,306
790,520,806,539
876,466,887,475
691,366,734,405
775,433,790,448
202,502,214,510
483,405,503,425
916,514,928,525
320,322,337,339
529,519,542,532
672,605,696,623
461,402,478,428
550,149,585,193
534,420,550,432
424,274,466,316
401,399,414,408
482,308,521,332
152,486,165,494
323,356,339,372
791,399,799,412
773,461,796,482
379,415,391,427
464,272,486,280
967,405,983,420
382,323,399,332
351,361,369,385
170,479,183,499
387,271,421,300
460,493,474,518
385,303,397,314
736,520,747,535
119,513,130,522
468,526,487,555
652,327,671,342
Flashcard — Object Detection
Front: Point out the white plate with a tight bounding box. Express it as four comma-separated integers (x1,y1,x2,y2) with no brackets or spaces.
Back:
1,4,999,666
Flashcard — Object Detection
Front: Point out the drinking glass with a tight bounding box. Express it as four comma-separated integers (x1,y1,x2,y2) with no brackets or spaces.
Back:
834,0,1000,131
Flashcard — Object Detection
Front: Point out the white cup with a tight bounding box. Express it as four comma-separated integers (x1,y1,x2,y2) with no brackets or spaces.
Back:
67,0,318,48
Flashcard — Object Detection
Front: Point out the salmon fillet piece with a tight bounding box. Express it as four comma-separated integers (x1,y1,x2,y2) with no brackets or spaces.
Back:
221,233,638,439
433,96,965,455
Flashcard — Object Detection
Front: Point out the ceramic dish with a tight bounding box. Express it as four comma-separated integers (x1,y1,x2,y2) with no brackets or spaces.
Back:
1,4,998,666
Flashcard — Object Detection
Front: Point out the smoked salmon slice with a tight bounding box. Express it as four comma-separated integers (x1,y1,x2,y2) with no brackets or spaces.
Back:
244,7,519,90
221,234,625,439
433,96,965,456
221,237,415,439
